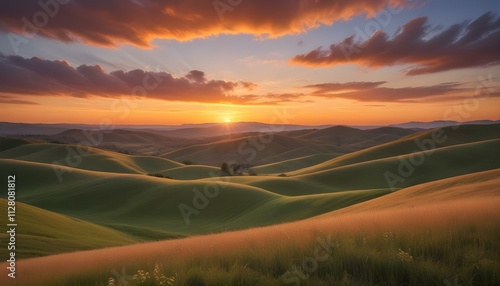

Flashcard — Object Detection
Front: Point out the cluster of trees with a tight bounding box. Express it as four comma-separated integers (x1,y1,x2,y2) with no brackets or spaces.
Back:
147,173,173,179
220,162,257,176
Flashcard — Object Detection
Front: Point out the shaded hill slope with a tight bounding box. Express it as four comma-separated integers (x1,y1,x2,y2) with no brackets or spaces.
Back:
0,158,388,242
0,141,182,174
292,124,500,175
219,138,500,196
317,168,500,218
161,134,336,166
0,199,136,259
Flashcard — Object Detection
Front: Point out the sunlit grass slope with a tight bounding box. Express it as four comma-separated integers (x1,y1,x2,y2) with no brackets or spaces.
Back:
3,169,498,286
213,138,500,196
318,168,500,216
0,199,136,259
292,124,500,175
253,153,338,174
0,141,182,174
296,138,500,191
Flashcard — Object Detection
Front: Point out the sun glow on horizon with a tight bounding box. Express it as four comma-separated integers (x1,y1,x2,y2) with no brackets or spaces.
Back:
225,118,231,123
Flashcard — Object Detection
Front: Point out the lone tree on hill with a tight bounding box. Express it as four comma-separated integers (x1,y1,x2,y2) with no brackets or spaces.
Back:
221,162,231,175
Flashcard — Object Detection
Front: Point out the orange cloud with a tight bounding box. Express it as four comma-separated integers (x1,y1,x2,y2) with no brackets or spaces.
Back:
0,0,405,47
239,81,258,91
291,12,500,75
0,54,259,104
2,54,487,105
236,81,479,103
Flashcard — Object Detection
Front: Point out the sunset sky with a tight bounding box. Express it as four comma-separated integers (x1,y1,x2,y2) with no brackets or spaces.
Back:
0,0,499,125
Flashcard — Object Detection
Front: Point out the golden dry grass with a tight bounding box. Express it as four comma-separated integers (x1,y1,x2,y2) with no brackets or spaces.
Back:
317,168,500,217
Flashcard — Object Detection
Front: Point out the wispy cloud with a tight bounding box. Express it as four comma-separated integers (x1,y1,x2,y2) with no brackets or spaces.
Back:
303,81,471,102
0,95,38,105
238,56,281,67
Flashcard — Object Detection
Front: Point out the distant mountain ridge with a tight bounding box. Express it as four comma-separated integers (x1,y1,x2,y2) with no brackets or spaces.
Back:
387,120,500,129
0,120,498,137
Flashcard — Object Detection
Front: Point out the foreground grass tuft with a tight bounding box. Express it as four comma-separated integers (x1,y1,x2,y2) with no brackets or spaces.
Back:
108,263,175,286
65,222,500,286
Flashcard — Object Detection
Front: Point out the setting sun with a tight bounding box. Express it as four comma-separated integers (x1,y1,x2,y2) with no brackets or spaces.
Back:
225,118,231,123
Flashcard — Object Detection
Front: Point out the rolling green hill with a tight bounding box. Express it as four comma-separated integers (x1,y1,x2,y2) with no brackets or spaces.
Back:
209,137,500,196
1,123,499,261
292,124,500,175
252,153,338,174
317,168,500,217
53,129,172,145
0,141,182,174
0,136,37,150
48,128,192,154
295,138,500,191
0,158,389,243
157,165,221,180
295,126,417,150
161,134,333,166
0,199,137,259
160,126,420,167
298,125,388,144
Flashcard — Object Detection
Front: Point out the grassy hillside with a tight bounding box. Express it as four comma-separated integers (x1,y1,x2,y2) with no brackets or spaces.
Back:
0,122,498,269
157,165,221,180
0,130,496,251
48,129,193,154
299,126,387,145
0,199,137,259
318,168,500,217
212,138,500,196
53,129,172,145
295,139,500,191
0,141,182,174
3,169,498,286
292,124,500,175
0,136,36,150
161,134,333,166
0,158,388,243
370,126,418,136
295,126,417,150
253,153,338,174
